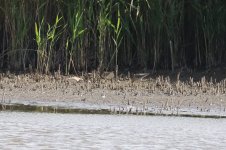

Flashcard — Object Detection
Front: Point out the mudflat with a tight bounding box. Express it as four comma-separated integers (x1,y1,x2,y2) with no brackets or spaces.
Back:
0,71,226,116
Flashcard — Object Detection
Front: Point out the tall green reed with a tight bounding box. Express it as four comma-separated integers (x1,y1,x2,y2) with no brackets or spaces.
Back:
1,0,32,70
35,14,64,73
65,1,86,74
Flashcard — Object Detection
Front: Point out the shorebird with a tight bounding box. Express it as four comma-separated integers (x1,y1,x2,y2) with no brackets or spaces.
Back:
81,98,86,102
101,92,106,99
79,92,86,102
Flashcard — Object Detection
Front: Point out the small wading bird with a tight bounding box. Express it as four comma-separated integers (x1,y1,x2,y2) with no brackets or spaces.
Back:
101,92,106,99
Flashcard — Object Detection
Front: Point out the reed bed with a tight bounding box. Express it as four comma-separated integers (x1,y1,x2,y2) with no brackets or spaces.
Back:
0,0,226,74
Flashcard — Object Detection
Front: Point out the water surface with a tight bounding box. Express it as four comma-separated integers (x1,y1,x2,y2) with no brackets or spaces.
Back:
0,112,226,149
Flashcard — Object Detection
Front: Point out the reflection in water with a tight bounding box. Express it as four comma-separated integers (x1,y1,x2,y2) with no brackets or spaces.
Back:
0,112,226,149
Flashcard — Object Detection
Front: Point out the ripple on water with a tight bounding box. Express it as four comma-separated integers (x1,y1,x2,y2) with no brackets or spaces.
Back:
0,112,226,149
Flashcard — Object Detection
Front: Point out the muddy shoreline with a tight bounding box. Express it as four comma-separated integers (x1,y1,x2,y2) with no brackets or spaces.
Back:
1,71,226,117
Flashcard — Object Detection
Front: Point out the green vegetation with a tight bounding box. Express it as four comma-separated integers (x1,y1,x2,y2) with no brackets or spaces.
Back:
0,0,225,74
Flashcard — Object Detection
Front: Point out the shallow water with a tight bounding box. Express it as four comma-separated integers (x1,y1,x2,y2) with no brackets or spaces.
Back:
0,112,226,149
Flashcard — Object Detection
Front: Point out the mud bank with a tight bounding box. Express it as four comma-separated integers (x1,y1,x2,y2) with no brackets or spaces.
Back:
1,72,226,118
